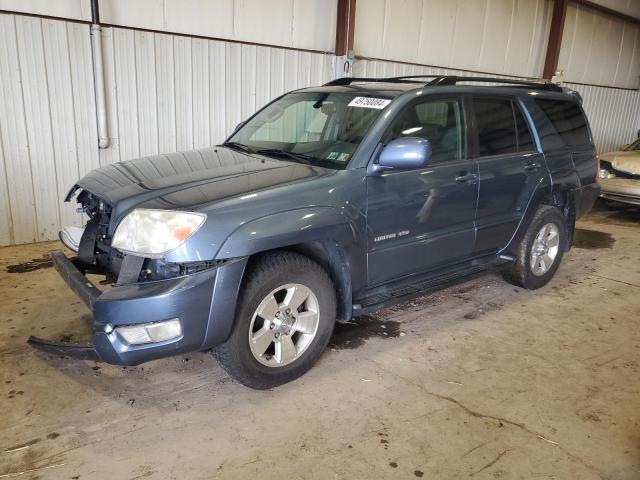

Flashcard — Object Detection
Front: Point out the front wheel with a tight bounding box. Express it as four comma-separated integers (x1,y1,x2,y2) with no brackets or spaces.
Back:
213,252,336,389
502,205,568,290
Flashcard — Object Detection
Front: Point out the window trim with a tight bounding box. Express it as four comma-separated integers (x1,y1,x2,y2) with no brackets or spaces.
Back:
515,98,542,154
513,100,538,154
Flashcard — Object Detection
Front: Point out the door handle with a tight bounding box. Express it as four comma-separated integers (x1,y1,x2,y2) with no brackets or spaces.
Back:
524,162,541,173
455,172,477,183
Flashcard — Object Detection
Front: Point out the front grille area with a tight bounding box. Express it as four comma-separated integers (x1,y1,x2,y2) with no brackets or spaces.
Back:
76,189,121,282
76,189,220,284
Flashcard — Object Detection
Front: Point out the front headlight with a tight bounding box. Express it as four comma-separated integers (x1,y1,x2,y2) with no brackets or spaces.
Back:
599,168,615,179
112,209,206,258
598,161,616,179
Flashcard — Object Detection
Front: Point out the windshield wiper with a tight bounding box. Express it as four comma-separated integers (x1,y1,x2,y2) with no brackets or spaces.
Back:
255,148,315,165
221,141,255,153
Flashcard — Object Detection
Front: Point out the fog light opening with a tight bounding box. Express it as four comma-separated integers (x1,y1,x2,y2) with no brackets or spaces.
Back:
116,319,182,345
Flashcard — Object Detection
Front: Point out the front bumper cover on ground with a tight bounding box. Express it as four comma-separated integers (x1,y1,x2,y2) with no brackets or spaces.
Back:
28,250,101,361
27,336,101,361
28,250,247,365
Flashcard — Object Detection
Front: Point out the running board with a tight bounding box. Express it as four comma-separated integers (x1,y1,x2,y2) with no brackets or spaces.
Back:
353,255,513,316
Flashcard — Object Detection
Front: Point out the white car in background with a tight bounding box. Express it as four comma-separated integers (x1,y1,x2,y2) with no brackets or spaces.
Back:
598,138,640,205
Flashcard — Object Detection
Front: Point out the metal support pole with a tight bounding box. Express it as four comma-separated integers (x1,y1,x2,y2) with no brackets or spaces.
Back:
90,0,109,149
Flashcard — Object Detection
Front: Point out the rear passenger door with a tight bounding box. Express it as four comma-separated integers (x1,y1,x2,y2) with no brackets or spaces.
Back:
471,96,545,255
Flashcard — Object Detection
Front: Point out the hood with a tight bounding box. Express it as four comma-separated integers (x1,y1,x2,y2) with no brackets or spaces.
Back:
74,146,330,214
600,150,640,175
72,146,361,264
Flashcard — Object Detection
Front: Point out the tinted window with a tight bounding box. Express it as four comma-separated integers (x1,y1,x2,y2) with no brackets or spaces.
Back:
514,104,536,152
534,99,590,147
385,99,465,163
473,98,517,156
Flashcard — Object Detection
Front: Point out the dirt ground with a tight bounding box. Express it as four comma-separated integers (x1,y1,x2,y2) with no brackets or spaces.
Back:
0,201,638,480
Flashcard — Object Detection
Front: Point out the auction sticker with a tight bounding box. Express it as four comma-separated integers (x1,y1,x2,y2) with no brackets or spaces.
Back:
348,96,392,109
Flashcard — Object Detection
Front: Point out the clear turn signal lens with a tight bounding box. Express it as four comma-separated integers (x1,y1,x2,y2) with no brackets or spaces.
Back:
116,319,182,345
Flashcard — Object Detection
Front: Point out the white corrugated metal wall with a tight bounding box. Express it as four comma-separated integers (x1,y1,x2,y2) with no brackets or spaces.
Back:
0,0,338,52
559,3,640,89
0,13,334,246
353,0,640,154
354,0,554,78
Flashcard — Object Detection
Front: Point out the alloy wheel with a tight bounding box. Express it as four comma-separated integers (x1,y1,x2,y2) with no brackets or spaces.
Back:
248,283,320,367
530,222,560,276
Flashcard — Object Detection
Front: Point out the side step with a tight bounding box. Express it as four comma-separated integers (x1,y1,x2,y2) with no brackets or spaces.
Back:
353,255,513,315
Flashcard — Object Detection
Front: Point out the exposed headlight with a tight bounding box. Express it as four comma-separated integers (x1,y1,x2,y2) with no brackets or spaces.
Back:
116,319,182,345
598,159,616,179
599,168,615,179
112,209,206,258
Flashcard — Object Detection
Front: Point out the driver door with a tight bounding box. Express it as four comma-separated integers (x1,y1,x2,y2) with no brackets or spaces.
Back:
366,97,479,286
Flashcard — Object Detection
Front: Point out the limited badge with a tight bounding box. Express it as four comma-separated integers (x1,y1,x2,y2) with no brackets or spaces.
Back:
348,96,392,109
336,153,350,162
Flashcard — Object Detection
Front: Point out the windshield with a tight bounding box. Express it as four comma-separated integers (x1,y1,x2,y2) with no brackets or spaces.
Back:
624,138,640,151
226,92,392,169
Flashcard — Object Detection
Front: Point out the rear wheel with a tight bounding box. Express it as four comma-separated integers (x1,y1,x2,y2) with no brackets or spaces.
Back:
502,205,568,290
213,251,336,389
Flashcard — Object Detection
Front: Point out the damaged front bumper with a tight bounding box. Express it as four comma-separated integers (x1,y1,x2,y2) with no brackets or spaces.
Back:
28,251,103,360
29,250,247,365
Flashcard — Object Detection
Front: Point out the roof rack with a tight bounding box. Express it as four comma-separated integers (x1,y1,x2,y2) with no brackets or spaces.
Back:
324,75,562,92
426,75,563,92
323,76,438,86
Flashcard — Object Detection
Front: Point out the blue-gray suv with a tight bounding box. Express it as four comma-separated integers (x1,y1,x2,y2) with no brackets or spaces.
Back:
30,76,600,389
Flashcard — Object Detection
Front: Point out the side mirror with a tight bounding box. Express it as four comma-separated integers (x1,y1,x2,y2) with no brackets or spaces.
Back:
370,137,432,175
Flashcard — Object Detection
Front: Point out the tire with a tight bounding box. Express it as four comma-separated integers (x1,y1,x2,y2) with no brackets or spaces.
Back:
213,251,336,389
502,205,568,290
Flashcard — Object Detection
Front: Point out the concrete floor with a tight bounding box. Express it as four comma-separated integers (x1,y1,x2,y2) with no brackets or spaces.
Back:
0,201,638,480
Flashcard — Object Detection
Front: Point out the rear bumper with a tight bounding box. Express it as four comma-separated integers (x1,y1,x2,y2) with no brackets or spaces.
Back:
30,250,246,365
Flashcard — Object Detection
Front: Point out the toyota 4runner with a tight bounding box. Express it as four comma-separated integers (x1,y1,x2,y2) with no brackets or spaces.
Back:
30,75,600,389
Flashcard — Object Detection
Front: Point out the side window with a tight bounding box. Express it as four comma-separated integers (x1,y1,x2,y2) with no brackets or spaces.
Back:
514,104,536,152
533,99,590,147
473,98,517,156
385,99,465,163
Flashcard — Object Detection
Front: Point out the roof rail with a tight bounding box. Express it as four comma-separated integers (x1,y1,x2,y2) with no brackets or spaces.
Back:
426,76,563,92
323,76,436,86
323,75,563,92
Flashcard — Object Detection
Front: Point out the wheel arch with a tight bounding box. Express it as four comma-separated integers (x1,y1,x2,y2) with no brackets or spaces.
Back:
246,240,354,322
501,179,577,255
217,207,365,322
544,187,576,249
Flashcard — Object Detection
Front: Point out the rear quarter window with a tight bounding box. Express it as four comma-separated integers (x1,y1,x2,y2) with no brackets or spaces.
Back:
533,98,591,148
